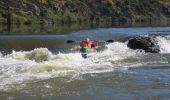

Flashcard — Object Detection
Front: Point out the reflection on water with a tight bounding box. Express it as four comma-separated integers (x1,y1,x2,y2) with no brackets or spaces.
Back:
0,35,75,55
0,23,111,35
0,21,169,35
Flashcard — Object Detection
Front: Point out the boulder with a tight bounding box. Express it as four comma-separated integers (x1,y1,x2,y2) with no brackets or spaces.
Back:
127,36,160,53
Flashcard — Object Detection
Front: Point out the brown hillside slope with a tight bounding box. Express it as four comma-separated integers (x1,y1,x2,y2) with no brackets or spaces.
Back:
0,0,170,24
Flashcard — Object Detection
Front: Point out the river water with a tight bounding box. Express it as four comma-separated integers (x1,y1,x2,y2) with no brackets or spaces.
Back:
0,24,170,100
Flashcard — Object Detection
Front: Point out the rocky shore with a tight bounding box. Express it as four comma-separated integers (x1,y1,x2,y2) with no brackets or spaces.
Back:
0,0,170,25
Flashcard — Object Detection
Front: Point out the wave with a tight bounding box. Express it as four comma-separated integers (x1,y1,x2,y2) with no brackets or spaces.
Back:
4,48,52,62
156,36,170,53
0,42,136,87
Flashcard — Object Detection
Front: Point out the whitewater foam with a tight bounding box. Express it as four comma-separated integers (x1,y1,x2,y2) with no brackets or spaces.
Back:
156,36,170,53
5,48,52,62
1,40,168,90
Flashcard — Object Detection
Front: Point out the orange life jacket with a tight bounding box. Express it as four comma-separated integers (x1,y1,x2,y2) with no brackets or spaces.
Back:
81,41,92,48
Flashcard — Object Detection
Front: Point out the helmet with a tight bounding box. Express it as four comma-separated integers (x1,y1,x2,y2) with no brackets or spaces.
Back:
86,38,90,41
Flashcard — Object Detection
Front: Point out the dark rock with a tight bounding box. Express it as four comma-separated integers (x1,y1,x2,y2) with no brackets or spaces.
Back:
127,36,160,53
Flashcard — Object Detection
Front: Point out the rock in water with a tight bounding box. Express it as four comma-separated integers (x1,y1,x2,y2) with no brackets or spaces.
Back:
127,36,160,53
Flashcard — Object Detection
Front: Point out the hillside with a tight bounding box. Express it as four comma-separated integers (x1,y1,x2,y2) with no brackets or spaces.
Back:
0,0,170,25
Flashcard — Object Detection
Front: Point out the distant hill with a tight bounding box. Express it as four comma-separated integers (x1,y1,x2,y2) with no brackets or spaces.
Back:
0,0,170,25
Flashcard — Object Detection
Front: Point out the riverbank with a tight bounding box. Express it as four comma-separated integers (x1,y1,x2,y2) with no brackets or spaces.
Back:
0,21,170,35
0,0,170,25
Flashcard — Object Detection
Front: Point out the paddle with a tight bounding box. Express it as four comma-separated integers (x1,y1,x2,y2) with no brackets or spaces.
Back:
66,39,114,43
105,40,114,43
66,40,75,43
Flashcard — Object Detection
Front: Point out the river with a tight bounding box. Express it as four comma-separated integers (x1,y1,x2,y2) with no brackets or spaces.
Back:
0,23,170,100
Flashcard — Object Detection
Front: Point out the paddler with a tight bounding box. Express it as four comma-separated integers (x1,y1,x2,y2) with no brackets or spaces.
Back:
80,38,97,54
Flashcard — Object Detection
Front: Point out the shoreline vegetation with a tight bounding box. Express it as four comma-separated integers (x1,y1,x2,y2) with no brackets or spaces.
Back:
0,20,169,35
0,0,170,33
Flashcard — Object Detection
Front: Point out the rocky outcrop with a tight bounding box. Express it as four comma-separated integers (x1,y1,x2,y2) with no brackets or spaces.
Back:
0,0,170,24
127,36,160,53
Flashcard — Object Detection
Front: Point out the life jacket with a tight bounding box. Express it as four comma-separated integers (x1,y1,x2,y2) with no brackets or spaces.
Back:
81,41,97,53
81,41,92,48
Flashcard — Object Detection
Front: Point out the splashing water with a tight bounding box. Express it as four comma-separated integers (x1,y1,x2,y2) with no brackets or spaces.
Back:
0,35,170,91
0,42,137,87
156,36,170,53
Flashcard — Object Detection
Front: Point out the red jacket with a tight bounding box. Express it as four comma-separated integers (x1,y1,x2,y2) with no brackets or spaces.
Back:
81,41,92,48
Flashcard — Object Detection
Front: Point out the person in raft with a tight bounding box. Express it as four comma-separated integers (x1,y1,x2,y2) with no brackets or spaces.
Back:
80,38,97,53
